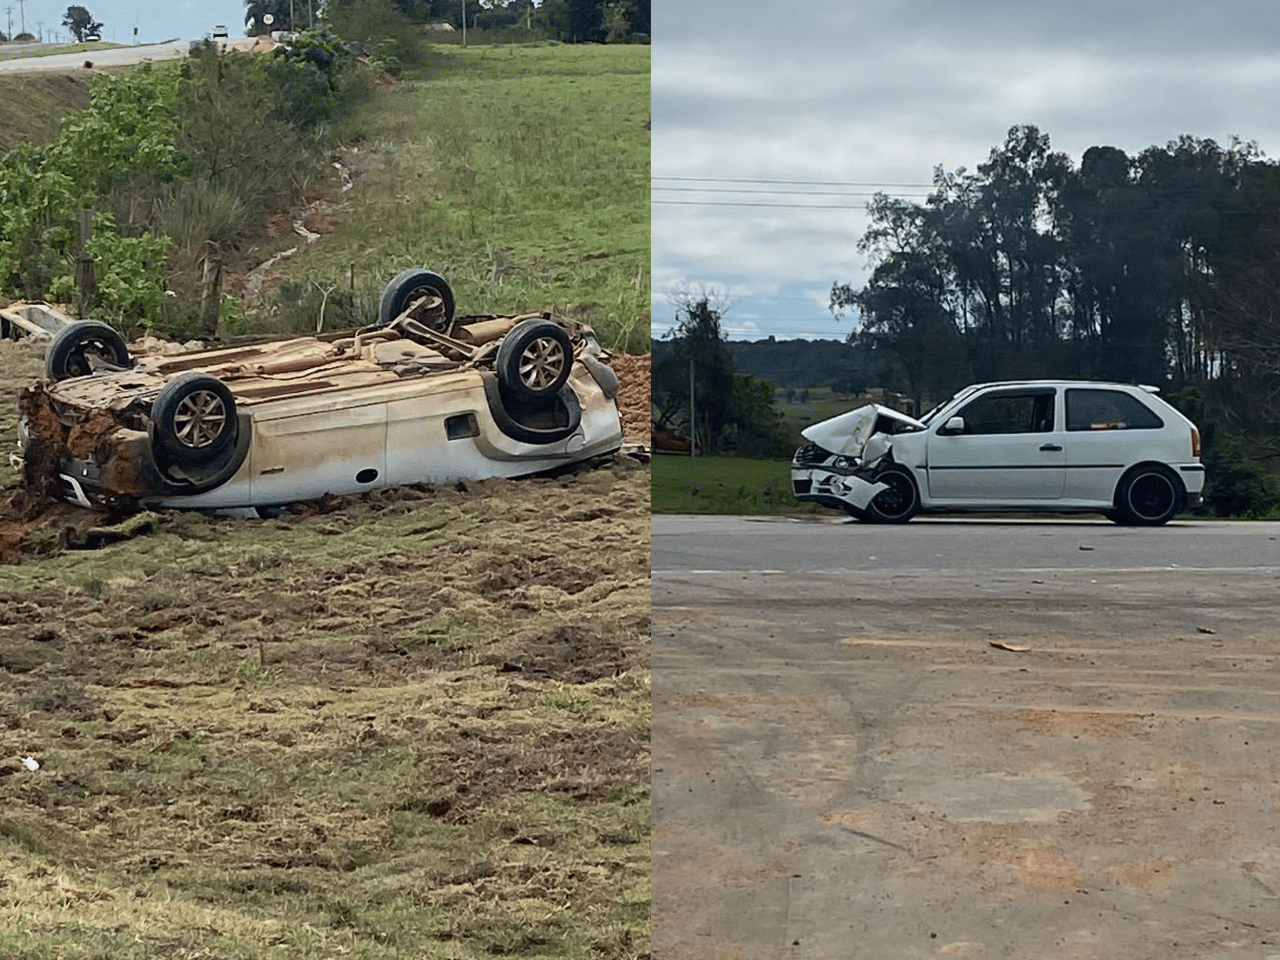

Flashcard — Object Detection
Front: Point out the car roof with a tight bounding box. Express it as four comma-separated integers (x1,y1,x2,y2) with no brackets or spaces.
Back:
960,379,1160,393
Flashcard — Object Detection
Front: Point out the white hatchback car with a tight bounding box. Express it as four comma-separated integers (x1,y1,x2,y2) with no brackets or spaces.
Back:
791,381,1204,525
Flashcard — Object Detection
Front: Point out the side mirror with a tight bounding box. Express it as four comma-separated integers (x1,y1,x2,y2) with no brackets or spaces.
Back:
941,416,965,436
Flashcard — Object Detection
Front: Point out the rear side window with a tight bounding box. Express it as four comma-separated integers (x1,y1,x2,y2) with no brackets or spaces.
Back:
1066,389,1163,431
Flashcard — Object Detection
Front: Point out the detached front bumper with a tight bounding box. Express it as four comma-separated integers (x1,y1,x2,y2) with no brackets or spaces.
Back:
791,463,887,512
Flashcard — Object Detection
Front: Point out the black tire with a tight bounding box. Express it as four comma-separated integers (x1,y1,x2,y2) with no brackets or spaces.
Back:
864,465,921,524
842,504,869,522
1114,464,1183,526
495,318,574,403
46,321,130,381
151,373,238,466
378,269,455,331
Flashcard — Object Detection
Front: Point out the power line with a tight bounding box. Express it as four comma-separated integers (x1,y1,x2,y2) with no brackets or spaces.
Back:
653,175,936,188
652,199,876,209
655,185,933,198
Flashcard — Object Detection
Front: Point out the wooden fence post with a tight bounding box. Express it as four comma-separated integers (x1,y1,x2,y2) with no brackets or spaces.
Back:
74,209,96,318
200,240,224,336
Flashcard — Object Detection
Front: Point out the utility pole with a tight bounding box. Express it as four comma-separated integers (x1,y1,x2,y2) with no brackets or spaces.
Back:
3,6,12,40
461,0,465,47
35,18,41,41
689,359,696,460
16,0,23,37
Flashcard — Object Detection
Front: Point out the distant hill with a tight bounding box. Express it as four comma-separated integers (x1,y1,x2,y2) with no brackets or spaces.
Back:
653,336,876,391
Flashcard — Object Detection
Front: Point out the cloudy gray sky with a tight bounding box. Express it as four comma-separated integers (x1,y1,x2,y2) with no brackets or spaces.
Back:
651,0,1280,340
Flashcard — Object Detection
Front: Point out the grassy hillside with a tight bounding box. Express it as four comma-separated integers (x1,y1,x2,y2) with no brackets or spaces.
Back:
0,72,91,151
257,43,650,353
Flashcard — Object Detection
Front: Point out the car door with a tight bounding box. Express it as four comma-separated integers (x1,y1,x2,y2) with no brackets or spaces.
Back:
1061,386,1168,502
926,387,1066,501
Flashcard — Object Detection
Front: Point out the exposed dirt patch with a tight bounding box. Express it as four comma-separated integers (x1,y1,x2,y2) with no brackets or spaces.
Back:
1014,707,1141,741
0,369,650,958
611,352,649,441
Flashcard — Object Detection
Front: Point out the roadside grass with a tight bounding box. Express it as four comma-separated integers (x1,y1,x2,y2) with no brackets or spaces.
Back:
0,41,123,62
652,453,811,515
256,43,649,354
0,460,650,958
0,72,92,151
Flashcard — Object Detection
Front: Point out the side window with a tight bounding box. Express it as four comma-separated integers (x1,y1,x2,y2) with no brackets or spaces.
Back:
1066,389,1164,431
955,393,1053,435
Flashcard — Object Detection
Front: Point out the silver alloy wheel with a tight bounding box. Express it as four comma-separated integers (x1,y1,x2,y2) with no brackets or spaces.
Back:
519,336,568,391
173,389,229,448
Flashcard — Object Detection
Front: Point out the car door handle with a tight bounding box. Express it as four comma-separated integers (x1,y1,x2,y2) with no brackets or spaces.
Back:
1039,443,1062,451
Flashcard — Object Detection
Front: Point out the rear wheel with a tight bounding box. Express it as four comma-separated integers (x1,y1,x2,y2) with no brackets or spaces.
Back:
496,319,573,403
1114,465,1183,526
46,321,130,381
864,465,920,524
378,269,455,331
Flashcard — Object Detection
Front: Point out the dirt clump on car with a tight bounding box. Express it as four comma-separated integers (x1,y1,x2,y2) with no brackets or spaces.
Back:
610,352,650,440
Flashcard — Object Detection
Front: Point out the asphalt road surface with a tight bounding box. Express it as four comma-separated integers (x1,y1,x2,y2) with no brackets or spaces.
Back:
653,516,1280,960
0,38,258,74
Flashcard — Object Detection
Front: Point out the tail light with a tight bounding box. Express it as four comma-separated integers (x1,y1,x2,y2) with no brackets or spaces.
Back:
1191,426,1201,460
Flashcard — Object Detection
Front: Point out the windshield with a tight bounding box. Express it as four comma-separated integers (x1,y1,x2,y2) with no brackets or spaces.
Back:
919,384,982,426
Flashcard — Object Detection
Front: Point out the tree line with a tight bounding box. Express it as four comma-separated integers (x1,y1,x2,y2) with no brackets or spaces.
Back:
244,0,649,43
833,125,1280,450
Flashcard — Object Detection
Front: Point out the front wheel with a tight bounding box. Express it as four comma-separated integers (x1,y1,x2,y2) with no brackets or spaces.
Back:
495,319,573,403
864,465,920,524
1114,465,1183,526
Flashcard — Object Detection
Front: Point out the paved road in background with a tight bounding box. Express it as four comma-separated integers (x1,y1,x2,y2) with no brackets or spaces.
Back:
0,38,258,74
653,516,1280,960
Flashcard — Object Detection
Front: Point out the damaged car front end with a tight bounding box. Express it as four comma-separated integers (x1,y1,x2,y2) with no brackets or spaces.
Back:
790,403,925,520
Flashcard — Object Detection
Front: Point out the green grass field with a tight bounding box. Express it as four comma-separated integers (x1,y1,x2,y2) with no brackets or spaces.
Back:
0,72,92,151
263,43,650,353
652,453,817,515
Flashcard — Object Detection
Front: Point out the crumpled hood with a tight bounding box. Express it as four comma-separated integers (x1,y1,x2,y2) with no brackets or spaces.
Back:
800,403,926,457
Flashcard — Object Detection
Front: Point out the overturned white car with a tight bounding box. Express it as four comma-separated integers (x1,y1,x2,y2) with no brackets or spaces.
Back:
17,269,624,511
792,381,1205,525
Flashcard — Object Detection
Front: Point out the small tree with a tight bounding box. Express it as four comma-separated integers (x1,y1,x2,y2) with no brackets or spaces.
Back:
62,5,103,41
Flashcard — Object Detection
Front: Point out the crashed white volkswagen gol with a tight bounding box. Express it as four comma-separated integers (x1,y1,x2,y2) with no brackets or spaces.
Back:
791,381,1204,525
17,269,623,511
